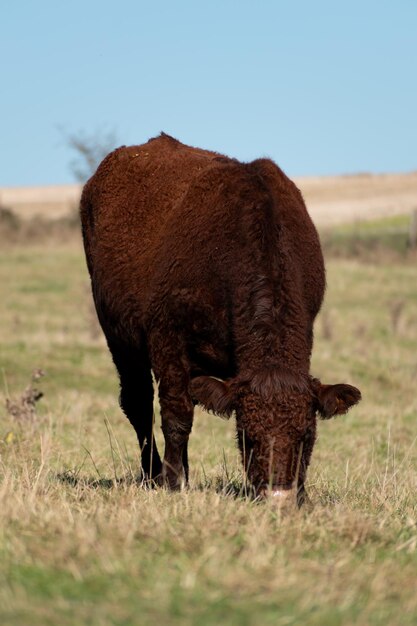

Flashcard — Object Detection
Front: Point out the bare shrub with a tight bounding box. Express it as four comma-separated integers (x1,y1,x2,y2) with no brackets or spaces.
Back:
61,127,118,182
5,369,45,427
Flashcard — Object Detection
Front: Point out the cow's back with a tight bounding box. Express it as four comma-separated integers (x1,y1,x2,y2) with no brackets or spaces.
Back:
80,134,325,364
81,134,224,255
80,135,242,334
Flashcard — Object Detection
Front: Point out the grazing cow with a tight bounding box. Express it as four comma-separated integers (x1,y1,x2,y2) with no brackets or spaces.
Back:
80,133,361,505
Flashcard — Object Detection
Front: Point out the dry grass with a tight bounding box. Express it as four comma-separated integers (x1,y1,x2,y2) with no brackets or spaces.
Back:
0,240,416,625
297,171,417,226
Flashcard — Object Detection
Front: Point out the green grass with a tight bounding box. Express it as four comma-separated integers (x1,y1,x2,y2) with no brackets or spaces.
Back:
0,240,416,626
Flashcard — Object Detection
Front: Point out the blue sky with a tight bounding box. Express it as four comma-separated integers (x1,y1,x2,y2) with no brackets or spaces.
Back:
1,0,416,186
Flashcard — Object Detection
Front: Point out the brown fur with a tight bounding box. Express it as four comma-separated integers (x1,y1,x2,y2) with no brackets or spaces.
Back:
80,133,361,497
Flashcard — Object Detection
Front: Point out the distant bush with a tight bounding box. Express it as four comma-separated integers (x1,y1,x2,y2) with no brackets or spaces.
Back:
0,206,20,230
320,214,416,262
0,206,81,245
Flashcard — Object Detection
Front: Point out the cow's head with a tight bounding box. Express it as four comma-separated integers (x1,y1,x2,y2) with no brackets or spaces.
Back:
190,373,361,506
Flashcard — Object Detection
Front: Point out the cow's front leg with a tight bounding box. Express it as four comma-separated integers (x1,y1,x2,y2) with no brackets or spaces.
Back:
159,385,194,490
149,329,194,490
296,423,316,508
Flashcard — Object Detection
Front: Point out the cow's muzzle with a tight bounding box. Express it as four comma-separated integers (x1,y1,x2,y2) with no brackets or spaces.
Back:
258,486,297,510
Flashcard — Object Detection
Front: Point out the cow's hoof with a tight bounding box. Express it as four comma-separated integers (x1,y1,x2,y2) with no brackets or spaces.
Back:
162,463,187,491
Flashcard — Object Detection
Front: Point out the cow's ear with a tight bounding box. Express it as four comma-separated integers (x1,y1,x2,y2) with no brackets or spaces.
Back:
190,376,236,417
313,380,361,419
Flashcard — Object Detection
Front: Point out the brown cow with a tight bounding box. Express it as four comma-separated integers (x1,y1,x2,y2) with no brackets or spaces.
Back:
80,133,361,506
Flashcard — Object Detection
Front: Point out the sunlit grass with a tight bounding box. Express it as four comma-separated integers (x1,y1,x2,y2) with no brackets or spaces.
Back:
0,240,416,625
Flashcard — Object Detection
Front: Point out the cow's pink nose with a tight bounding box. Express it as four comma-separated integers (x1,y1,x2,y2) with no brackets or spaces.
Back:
262,487,297,510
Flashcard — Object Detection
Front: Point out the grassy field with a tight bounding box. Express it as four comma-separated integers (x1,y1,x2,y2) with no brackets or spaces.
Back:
0,238,416,626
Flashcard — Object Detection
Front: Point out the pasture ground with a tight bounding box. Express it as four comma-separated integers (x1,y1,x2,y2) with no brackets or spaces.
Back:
0,238,416,625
